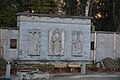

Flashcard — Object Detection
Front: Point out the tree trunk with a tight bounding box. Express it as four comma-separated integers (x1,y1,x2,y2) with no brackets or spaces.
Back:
113,0,120,32
85,0,91,16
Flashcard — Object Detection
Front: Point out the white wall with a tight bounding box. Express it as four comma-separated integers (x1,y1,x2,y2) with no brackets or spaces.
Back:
91,32,120,62
17,13,91,62
1,29,120,63
2,29,18,62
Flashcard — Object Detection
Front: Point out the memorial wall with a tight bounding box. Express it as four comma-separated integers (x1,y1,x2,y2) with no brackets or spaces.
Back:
17,13,91,62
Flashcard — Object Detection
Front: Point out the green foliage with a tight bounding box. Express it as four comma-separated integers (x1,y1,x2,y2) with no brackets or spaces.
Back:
0,0,119,31
64,0,87,16
17,0,57,14
0,0,19,27
64,0,77,15
0,0,57,28
0,58,7,68
91,22,95,32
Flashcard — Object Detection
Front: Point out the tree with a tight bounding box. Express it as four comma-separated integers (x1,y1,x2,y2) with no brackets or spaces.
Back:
64,0,77,15
113,0,120,32
90,0,115,31
63,0,119,32
17,0,57,14
0,0,19,27
0,0,57,28
0,0,119,32
63,0,88,16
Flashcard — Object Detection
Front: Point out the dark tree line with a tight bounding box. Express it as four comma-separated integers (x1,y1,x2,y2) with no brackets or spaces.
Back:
0,0,120,32
0,0,57,28
91,0,115,31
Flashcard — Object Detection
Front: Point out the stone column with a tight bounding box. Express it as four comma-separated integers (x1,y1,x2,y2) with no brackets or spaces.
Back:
6,62,11,79
81,63,86,75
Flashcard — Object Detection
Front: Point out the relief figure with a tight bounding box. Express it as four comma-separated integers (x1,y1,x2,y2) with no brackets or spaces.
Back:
28,29,41,55
72,31,83,55
49,28,64,55
52,29,62,55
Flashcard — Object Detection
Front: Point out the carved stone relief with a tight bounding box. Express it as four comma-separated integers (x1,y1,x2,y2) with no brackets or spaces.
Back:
28,29,41,56
72,31,83,56
49,28,64,55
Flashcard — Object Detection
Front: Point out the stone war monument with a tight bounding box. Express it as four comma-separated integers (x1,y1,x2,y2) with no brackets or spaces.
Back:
17,13,91,74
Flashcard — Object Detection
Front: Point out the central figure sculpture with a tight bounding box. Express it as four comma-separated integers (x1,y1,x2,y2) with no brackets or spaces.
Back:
49,28,64,55
52,28,62,55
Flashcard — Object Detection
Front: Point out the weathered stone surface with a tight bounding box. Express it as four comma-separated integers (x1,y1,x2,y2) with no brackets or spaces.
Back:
17,13,91,62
